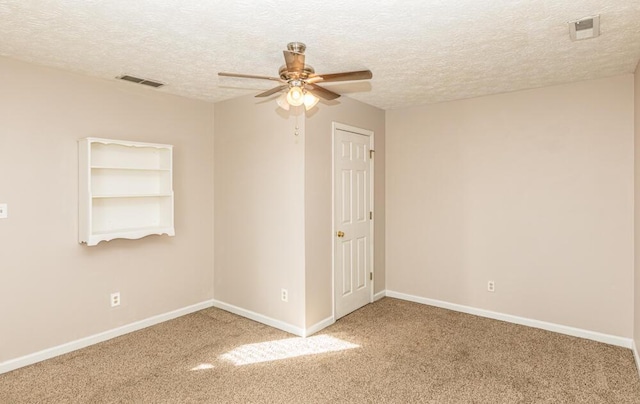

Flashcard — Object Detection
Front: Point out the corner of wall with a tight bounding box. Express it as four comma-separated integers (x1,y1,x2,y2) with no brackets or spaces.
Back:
633,59,640,374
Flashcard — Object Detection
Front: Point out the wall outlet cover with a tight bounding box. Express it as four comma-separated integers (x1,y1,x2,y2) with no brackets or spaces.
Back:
110,292,121,307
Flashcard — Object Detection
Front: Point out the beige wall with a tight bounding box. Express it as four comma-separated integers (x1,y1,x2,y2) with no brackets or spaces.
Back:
386,75,634,337
634,64,640,350
214,95,306,328
304,97,386,328
0,57,215,362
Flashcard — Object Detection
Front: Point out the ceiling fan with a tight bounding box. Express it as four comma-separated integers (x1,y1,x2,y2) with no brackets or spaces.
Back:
218,42,373,110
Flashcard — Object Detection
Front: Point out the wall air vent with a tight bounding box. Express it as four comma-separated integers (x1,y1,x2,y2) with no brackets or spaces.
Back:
117,75,165,88
569,15,600,41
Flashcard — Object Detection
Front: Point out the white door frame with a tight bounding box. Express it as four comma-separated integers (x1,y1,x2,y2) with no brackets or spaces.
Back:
332,122,375,319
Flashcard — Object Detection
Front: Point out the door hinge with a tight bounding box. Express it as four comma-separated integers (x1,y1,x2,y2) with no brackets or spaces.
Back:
370,272,373,281
369,211,373,220
369,149,375,159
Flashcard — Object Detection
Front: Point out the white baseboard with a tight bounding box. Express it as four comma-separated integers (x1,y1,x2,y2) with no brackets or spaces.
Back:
633,340,640,378
304,316,335,337
212,300,336,338
0,299,215,375
373,290,386,301
385,290,632,349
7,292,629,375
212,299,305,337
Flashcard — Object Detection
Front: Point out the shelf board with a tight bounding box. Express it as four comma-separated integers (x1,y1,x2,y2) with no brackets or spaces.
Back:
85,226,176,245
92,193,173,199
91,166,170,171
92,226,174,236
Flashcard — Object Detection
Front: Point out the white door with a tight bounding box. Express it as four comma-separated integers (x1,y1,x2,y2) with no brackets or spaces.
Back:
334,124,373,319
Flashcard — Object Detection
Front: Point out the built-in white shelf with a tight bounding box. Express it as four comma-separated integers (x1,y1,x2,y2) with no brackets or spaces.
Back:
79,137,175,246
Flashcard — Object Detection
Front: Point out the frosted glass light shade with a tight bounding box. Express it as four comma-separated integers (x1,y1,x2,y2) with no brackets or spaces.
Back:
303,93,319,111
276,93,290,110
286,86,304,106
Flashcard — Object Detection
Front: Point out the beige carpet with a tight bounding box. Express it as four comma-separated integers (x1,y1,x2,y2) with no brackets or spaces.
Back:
1,298,639,403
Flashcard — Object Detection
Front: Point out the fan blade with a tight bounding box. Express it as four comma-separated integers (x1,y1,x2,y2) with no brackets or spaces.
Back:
218,72,283,82
308,70,373,83
255,85,289,98
283,50,305,73
306,84,340,100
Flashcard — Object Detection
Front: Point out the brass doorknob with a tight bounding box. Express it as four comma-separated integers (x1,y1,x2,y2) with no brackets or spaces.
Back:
337,231,345,238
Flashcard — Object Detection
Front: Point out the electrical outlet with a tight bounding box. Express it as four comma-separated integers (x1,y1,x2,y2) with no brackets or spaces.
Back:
0,203,7,219
110,292,121,307
281,289,288,302
487,281,495,292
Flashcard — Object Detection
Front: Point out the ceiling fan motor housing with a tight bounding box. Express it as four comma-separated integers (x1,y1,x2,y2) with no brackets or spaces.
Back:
279,65,315,81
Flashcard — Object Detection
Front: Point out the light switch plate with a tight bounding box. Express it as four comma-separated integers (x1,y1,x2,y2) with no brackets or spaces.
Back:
0,204,6,219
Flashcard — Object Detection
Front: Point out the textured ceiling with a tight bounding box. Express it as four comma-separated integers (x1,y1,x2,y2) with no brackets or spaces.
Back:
1,0,639,110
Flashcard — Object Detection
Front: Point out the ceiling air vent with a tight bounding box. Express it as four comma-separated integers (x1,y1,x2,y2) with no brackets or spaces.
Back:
117,75,165,88
569,15,600,41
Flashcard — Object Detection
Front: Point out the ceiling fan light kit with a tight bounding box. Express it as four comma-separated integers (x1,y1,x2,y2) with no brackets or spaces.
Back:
219,42,372,111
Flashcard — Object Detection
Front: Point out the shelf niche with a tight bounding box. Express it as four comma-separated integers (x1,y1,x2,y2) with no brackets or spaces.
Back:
79,137,175,246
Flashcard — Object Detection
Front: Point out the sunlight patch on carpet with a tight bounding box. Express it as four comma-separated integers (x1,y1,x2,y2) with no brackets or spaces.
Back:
220,335,359,366
190,363,215,371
